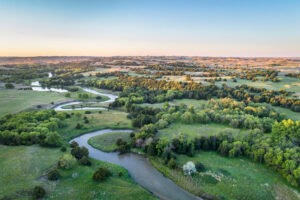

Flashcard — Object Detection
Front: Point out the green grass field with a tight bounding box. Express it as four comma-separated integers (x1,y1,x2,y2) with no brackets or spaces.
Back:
0,89,70,117
157,123,247,140
88,131,132,152
0,145,64,199
58,110,133,140
0,145,155,200
140,99,209,110
151,151,300,200
215,75,300,96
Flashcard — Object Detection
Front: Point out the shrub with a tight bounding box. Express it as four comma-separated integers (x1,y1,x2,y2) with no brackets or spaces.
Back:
47,169,60,180
58,154,76,169
85,111,91,114
75,123,82,129
195,161,205,172
32,186,46,199
93,167,112,182
118,172,123,176
70,141,79,148
43,132,62,147
183,161,196,175
98,111,102,114
96,96,102,100
5,83,14,89
60,146,67,152
71,146,89,160
79,156,92,166
116,138,123,146
130,132,135,138
84,119,89,124
168,158,177,169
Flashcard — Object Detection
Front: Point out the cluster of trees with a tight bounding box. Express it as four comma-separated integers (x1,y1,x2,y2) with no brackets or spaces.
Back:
133,121,300,186
285,73,300,78
0,110,65,146
87,75,299,112
239,69,279,82
0,68,48,83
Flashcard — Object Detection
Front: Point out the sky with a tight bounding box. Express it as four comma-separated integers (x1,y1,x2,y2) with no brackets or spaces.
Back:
0,0,299,57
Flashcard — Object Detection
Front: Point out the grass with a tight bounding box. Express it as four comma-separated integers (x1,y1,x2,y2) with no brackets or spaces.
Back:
58,110,133,140
157,122,247,140
151,151,300,200
0,89,70,117
0,145,156,200
88,131,132,152
0,145,64,199
61,102,108,109
140,99,209,110
44,158,156,200
215,75,300,96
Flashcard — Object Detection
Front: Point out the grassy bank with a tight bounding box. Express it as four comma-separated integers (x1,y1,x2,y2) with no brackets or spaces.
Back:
0,89,70,117
58,110,133,140
150,151,300,200
0,145,156,200
88,131,132,152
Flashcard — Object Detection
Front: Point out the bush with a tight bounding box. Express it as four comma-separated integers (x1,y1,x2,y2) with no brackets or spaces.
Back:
75,123,82,129
47,169,60,180
118,172,123,176
43,132,62,147
5,83,14,89
96,96,102,100
60,146,67,152
84,119,89,124
168,158,177,169
70,141,79,148
79,156,92,166
32,186,46,199
130,132,135,138
71,146,89,160
183,161,196,175
58,154,76,169
195,161,205,172
93,167,112,182
85,111,91,114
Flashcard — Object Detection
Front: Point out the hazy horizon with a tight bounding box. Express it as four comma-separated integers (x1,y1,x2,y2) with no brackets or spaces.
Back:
0,0,299,57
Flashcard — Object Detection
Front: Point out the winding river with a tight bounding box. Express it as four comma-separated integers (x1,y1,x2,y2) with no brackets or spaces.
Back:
71,130,200,200
51,87,200,199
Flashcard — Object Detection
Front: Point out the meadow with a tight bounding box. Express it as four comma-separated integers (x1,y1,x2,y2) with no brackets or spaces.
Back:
157,122,247,140
58,110,133,140
88,131,132,152
0,145,155,200
151,151,300,200
0,89,70,117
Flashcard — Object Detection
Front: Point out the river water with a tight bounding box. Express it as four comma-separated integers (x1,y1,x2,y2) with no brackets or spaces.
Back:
70,129,200,200
41,82,200,199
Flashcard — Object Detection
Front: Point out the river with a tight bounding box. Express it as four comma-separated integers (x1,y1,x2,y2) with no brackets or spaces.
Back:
70,129,200,200
49,86,200,199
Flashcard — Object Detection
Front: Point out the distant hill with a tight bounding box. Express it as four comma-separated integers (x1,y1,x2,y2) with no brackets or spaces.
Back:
0,56,97,65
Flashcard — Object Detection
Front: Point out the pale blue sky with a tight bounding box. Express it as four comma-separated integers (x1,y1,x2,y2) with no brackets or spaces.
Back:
0,0,299,56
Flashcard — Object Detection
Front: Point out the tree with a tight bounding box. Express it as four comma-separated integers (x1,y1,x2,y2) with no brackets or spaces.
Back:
47,169,60,180
71,146,89,160
58,154,76,169
183,161,196,175
195,161,205,172
5,83,14,89
93,167,112,182
43,132,62,147
168,158,177,169
79,156,92,166
33,186,46,199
